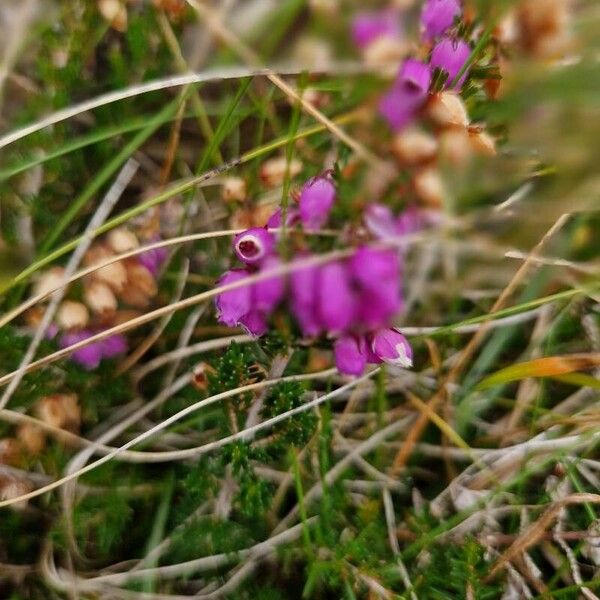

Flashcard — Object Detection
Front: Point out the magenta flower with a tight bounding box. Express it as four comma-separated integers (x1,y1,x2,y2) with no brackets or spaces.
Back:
233,227,275,265
266,207,300,229
364,203,397,239
298,175,336,230
317,262,356,333
60,330,103,371
351,10,402,49
334,335,367,376
371,328,413,367
215,269,252,327
430,37,471,89
139,242,168,276
396,204,427,235
290,259,322,337
421,0,461,42
238,310,268,337
350,247,401,291
99,334,128,359
253,256,285,313
379,59,432,131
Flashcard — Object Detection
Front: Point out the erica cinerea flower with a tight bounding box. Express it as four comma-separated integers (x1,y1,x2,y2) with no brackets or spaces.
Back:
421,0,461,42
233,227,275,265
334,335,367,377
370,328,413,368
298,174,336,230
430,37,471,89
351,10,402,49
379,59,432,131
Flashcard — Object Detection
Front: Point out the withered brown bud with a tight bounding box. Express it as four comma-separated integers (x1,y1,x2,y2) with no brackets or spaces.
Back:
16,423,45,456
260,157,302,188
36,393,81,433
56,301,90,331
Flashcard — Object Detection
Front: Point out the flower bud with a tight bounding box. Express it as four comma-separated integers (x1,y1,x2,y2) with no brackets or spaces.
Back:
107,227,139,254
222,177,247,202
430,37,471,90
233,228,275,265
56,301,89,330
260,157,302,188
392,128,438,165
427,91,469,128
84,280,118,315
299,175,336,230
371,328,413,367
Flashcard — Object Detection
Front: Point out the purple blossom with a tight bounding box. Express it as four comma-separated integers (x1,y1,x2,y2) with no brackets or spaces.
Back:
334,335,367,376
215,269,252,327
233,227,275,265
266,207,300,229
430,37,471,89
379,59,432,131
351,10,402,49
60,330,103,371
364,203,397,239
253,256,285,313
299,175,336,230
421,0,461,42
396,204,427,235
350,247,401,291
371,328,413,367
138,243,168,276
317,262,356,333
290,259,322,337
99,334,128,359
238,310,268,337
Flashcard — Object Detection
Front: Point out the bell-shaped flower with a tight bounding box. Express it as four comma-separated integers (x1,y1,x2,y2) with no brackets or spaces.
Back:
421,0,461,42
379,59,432,131
290,258,322,337
317,262,356,333
238,310,268,337
334,335,367,376
99,334,128,359
60,330,103,371
298,175,336,230
430,37,471,89
351,10,402,49
253,256,285,313
370,328,413,368
233,227,275,265
215,269,252,327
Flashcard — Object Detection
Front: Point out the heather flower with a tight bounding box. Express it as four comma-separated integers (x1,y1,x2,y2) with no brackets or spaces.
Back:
316,262,356,333
371,328,413,367
364,203,397,239
138,243,168,276
290,259,322,337
60,330,103,371
379,59,432,131
99,334,128,359
421,0,461,42
233,227,275,265
238,310,268,337
298,175,336,230
266,207,300,229
430,37,471,89
215,269,252,327
334,335,367,376
351,10,402,49
253,256,286,313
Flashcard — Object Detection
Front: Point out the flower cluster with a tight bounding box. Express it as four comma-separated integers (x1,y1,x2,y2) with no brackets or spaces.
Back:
29,226,167,370
215,174,416,376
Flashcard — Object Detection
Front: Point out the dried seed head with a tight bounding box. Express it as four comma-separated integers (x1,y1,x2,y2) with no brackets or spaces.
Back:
363,37,409,71
56,301,90,330
413,167,447,208
84,245,127,292
16,423,45,456
192,362,216,391
392,128,438,166
33,267,66,299
119,262,158,308
98,0,128,32
469,129,496,156
0,438,22,466
107,227,139,254
427,92,469,128
260,157,302,188
222,177,247,202
84,280,118,315
36,394,80,433
0,476,32,511
439,127,472,167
